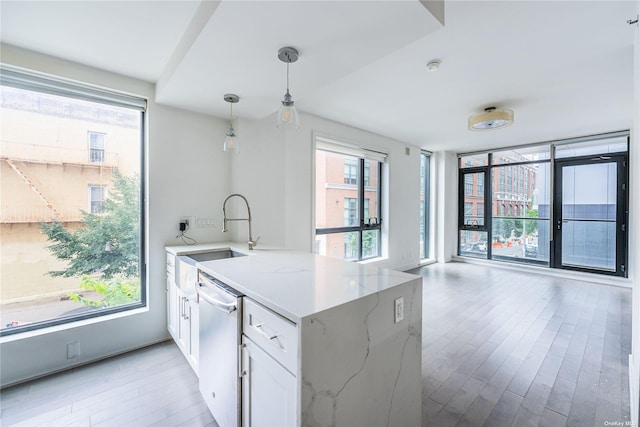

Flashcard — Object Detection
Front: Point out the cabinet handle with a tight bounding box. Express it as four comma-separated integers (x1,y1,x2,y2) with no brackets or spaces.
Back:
184,298,190,320
254,323,279,341
239,343,246,378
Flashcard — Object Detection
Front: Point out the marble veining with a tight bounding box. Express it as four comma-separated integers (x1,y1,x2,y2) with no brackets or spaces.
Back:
385,282,420,426
300,279,422,427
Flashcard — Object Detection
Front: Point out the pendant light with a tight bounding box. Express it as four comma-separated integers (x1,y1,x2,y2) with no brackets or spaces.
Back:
468,106,514,131
277,46,300,129
223,94,239,152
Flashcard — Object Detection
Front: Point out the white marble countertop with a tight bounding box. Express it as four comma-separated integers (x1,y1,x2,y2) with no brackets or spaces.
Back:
165,242,419,323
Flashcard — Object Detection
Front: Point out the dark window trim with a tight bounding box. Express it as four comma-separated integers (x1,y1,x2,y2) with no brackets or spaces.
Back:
421,152,431,259
551,152,628,277
456,132,629,277
316,155,383,261
0,74,147,337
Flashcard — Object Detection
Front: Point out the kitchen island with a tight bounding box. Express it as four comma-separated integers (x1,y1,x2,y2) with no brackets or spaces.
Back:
166,243,422,427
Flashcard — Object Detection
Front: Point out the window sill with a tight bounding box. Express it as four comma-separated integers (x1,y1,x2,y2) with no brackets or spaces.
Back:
0,305,149,344
358,256,388,265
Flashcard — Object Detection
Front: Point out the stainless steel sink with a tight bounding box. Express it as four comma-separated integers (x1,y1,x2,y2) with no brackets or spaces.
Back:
176,249,246,295
185,249,246,263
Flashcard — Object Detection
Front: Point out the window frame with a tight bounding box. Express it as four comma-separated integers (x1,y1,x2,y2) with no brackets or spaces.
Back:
88,131,106,163
420,152,431,260
456,131,629,276
88,184,107,214
315,139,385,262
0,67,147,337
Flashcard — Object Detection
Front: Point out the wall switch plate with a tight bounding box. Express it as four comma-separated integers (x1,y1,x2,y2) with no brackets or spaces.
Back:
195,216,216,228
394,297,404,323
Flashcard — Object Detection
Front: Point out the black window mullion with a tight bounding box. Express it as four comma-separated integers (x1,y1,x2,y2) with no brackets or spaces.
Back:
487,154,493,259
358,159,365,258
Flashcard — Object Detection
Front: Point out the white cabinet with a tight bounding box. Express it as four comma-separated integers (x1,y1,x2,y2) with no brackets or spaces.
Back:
241,298,297,427
166,254,179,339
166,252,199,375
241,337,296,427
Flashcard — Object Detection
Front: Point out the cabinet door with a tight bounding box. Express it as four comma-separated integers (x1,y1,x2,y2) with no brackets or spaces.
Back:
188,298,199,373
242,337,296,427
177,291,190,353
167,277,179,340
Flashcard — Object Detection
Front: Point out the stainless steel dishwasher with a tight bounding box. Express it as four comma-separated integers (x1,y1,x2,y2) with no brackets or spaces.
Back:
197,270,244,427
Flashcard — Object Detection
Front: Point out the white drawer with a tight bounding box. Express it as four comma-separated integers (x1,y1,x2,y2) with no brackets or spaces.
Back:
243,298,298,373
166,253,176,275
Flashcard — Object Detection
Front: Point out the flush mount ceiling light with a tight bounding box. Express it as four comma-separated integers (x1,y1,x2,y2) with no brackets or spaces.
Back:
223,94,239,153
468,106,514,131
277,46,300,130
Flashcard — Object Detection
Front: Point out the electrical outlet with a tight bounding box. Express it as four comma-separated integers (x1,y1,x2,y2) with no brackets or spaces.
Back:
67,341,80,359
394,297,404,323
178,216,191,231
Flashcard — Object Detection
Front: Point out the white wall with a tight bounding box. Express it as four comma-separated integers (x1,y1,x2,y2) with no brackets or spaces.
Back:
630,4,640,424
0,45,230,386
229,112,422,271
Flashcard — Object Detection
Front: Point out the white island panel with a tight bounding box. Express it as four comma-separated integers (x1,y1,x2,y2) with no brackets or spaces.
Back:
299,277,422,427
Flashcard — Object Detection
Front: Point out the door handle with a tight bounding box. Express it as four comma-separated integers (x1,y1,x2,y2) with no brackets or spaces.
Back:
556,220,562,230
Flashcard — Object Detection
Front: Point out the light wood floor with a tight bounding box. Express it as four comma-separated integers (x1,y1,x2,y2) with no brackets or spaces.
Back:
0,262,632,427
411,262,631,427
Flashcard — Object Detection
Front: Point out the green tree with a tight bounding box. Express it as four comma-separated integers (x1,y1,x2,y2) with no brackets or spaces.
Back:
41,171,140,306
525,209,539,235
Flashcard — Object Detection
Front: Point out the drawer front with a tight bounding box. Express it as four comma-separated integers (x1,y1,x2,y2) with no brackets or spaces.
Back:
166,253,176,276
243,298,298,373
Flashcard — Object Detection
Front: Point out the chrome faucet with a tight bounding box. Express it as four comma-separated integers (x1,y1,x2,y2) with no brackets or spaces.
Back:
222,194,259,250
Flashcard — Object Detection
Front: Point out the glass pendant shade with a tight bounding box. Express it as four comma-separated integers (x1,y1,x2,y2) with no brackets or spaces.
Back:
223,126,239,153
277,47,300,130
277,94,299,129
222,94,239,152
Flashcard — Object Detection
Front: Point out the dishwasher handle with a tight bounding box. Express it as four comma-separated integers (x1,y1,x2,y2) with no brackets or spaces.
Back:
197,282,238,313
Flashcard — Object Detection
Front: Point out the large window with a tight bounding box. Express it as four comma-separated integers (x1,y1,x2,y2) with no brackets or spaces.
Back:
1,68,146,335
457,132,628,277
420,152,430,259
315,138,385,261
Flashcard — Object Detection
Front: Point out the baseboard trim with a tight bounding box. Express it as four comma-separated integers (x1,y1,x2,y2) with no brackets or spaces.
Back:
630,354,639,427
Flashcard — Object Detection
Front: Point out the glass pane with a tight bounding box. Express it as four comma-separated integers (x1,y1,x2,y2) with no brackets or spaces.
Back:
462,172,484,226
555,135,628,159
459,153,488,168
315,232,359,261
491,218,549,264
561,221,616,270
459,230,488,258
420,153,429,259
315,150,360,228
492,144,551,164
562,163,616,221
561,162,617,271
493,163,550,219
363,159,380,225
362,230,380,259
1,85,142,332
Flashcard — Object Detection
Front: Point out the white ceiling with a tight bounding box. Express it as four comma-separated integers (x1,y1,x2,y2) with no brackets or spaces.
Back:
1,1,638,152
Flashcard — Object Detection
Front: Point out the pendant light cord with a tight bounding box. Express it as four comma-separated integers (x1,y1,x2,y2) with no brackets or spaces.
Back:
229,101,233,125
286,63,290,93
